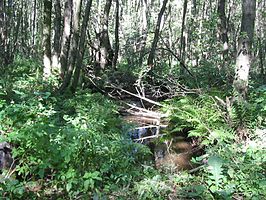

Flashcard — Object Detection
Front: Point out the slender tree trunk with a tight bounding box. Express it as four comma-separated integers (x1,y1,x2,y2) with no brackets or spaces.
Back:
11,3,22,58
32,0,37,48
59,0,72,77
0,0,5,65
42,0,52,78
217,0,229,55
138,0,148,66
98,0,113,69
147,0,168,67
71,0,93,92
233,0,256,100
60,0,82,92
52,0,62,73
112,0,120,68
180,0,187,59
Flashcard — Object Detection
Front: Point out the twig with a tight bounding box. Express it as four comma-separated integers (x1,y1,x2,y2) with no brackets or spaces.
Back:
188,165,205,173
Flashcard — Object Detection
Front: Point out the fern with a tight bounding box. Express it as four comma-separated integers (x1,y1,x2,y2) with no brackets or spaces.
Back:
164,95,234,144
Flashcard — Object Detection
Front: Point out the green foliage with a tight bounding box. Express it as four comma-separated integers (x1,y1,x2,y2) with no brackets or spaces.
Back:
1,58,266,199
134,175,171,200
0,61,152,198
164,95,235,145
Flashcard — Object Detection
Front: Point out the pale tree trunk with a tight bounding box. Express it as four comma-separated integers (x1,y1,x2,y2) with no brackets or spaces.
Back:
147,0,168,67
233,0,256,100
71,0,93,92
112,0,120,68
52,0,62,73
59,0,72,77
138,0,148,66
60,0,82,93
43,0,52,78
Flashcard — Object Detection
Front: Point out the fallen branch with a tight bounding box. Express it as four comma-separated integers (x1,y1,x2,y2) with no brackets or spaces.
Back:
133,134,166,141
133,125,168,129
111,84,163,107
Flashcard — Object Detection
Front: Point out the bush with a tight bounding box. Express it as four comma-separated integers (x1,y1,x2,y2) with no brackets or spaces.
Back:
0,62,151,198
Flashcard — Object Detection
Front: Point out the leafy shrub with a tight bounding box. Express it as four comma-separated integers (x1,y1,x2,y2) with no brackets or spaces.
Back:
0,63,151,198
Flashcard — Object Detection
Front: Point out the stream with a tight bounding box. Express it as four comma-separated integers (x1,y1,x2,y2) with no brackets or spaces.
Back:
122,102,203,172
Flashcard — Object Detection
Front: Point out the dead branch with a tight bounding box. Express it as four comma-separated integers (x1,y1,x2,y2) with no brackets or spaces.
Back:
110,84,163,107
133,134,166,141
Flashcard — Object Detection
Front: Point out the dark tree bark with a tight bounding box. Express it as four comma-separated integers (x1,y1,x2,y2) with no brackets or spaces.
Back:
0,0,5,65
112,0,120,68
43,0,52,78
60,0,72,77
32,0,37,48
71,0,93,92
147,0,168,67
98,0,113,69
233,0,256,100
217,0,229,54
11,2,22,59
52,0,62,72
60,0,82,92
180,0,187,59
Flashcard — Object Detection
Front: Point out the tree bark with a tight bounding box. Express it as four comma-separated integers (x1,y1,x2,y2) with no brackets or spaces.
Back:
52,0,62,73
32,0,37,49
147,0,168,67
217,0,229,54
60,0,82,92
71,0,93,92
59,0,72,77
98,0,113,69
0,0,5,65
233,0,256,100
179,0,187,60
43,0,52,78
112,0,120,68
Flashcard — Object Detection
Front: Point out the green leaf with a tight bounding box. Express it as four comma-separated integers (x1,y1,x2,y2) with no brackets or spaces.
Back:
66,182,72,192
207,156,224,189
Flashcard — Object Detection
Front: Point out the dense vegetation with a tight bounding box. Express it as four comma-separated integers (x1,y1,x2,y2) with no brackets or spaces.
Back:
0,0,265,199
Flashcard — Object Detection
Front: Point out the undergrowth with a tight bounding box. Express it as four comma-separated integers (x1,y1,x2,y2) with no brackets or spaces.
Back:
0,58,265,199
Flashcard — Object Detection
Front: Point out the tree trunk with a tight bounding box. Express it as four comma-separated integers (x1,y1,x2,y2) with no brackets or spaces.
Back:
179,0,187,59
147,0,168,67
32,0,37,49
60,0,82,93
217,0,229,55
52,0,62,73
112,0,120,68
98,0,113,69
233,0,256,100
0,0,5,65
59,0,72,77
71,0,93,92
43,0,52,78
138,0,148,66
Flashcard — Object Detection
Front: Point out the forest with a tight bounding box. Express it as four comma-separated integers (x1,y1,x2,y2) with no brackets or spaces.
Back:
0,0,265,199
